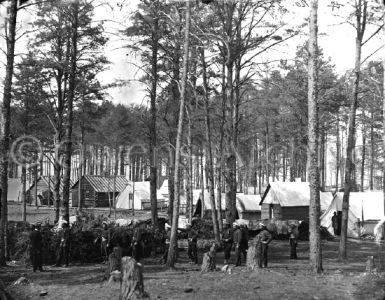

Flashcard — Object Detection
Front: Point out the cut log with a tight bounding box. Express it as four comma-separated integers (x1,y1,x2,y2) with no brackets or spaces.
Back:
106,246,122,280
120,256,147,300
200,243,217,273
366,256,375,273
246,238,262,270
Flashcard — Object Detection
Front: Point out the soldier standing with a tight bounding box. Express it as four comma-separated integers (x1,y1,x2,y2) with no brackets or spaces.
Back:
233,223,242,266
222,221,233,265
331,211,339,235
100,221,111,261
30,223,44,272
240,224,249,262
162,223,171,264
257,223,273,268
187,224,198,264
132,221,143,261
56,220,70,267
288,224,299,259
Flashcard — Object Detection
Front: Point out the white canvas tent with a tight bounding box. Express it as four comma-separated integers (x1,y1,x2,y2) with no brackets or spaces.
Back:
158,179,169,200
7,178,23,202
320,192,385,237
236,193,262,220
193,191,262,218
261,181,333,211
236,194,261,213
193,190,226,216
116,181,165,210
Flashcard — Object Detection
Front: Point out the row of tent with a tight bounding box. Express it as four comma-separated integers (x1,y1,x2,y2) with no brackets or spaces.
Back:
6,176,385,237
260,182,384,237
115,180,262,220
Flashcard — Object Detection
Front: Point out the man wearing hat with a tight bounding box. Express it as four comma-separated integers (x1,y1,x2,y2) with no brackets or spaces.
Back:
288,224,299,259
233,222,242,266
221,221,233,265
257,223,273,268
186,224,198,264
132,220,144,261
240,224,249,262
100,221,111,262
30,223,44,272
162,223,171,264
56,220,70,267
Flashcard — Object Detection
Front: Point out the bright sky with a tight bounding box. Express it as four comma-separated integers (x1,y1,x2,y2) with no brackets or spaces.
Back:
1,0,384,105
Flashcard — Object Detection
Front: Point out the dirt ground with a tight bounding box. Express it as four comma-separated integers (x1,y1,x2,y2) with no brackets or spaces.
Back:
2,237,385,300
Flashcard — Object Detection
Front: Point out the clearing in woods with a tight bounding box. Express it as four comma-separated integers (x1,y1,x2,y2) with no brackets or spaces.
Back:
3,204,385,299
2,235,385,299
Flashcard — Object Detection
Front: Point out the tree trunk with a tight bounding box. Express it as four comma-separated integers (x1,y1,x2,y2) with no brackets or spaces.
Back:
246,237,262,270
258,148,263,193
62,0,79,223
0,0,17,265
78,129,85,211
370,110,374,190
308,0,323,273
339,0,366,262
186,118,192,223
200,243,217,273
167,0,190,268
216,60,227,234
167,145,175,221
283,147,287,182
265,122,270,183
106,246,122,280
383,25,385,213
120,146,125,176
54,148,61,223
361,120,366,192
201,48,220,244
114,147,119,220
224,58,236,225
336,112,340,191
34,165,38,208
200,151,205,218
149,9,159,230
290,137,295,181
21,165,27,222
120,257,146,300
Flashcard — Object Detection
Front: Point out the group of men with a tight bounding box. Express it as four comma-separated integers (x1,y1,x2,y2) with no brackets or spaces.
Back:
29,220,70,272
97,220,145,263
223,221,273,268
30,218,297,272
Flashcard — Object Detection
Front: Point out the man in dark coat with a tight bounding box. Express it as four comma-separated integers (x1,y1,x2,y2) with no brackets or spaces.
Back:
100,221,111,262
222,221,233,265
187,224,198,264
288,224,299,259
233,223,242,266
132,221,144,261
30,223,43,272
56,221,70,267
257,223,273,268
240,224,249,262
332,211,339,235
162,223,171,264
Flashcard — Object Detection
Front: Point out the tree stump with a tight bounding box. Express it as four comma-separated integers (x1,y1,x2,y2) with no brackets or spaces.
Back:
120,256,147,300
106,246,122,281
246,238,262,270
201,243,217,273
366,256,375,273
0,278,9,300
